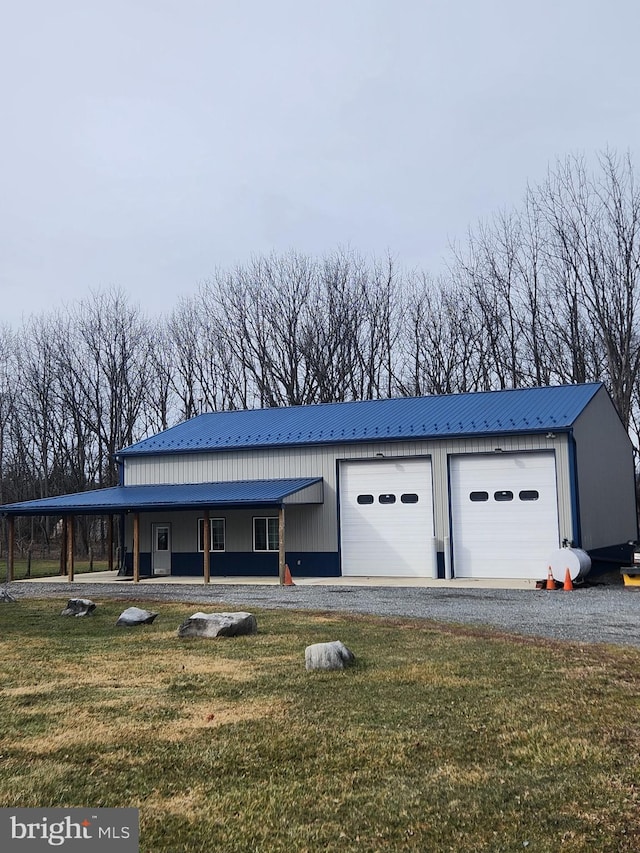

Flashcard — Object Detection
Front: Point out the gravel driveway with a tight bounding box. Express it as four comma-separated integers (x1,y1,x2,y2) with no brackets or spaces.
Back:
7,580,640,649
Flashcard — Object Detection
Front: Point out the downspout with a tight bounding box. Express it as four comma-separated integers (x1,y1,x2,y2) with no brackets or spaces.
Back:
203,510,210,585
567,428,582,547
633,447,640,543
119,514,126,573
66,516,75,582
278,505,285,585
115,453,126,573
133,513,140,583
5,514,14,583
115,454,125,487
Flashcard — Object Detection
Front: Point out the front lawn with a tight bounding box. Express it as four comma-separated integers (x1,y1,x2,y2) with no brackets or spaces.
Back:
0,599,638,852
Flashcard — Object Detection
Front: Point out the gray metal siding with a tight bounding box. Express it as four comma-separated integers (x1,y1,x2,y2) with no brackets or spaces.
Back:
283,480,324,504
126,512,198,553
124,434,574,555
129,510,268,553
571,387,637,550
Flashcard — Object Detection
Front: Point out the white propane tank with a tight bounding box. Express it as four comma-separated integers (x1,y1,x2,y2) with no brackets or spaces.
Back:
548,547,591,582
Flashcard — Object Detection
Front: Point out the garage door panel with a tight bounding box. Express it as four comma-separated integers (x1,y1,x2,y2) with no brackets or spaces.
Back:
340,459,435,577
450,453,559,579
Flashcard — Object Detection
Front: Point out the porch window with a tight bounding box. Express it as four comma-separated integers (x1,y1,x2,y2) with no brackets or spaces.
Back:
198,518,226,552
253,517,279,551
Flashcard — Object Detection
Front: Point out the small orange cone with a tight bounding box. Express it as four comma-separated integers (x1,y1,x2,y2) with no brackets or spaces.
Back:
283,564,295,586
563,568,574,591
546,566,556,590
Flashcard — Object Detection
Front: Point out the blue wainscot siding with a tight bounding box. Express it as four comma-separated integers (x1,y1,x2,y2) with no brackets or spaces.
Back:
123,553,152,577
125,552,340,578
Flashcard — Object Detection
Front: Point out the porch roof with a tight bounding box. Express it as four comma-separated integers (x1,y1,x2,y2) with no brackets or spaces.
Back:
0,478,324,516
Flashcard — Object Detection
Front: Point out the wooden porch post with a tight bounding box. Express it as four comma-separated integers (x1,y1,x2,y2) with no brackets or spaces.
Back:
133,513,140,583
59,518,67,575
66,516,74,582
107,515,114,571
278,506,285,585
7,516,14,582
203,510,210,584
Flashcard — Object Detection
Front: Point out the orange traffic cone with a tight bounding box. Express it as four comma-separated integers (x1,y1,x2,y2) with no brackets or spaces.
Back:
563,568,574,591
546,566,556,590
283,564,295,586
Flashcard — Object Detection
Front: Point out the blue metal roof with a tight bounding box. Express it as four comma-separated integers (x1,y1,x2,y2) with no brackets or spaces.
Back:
117,383,604,456
1,478,323,516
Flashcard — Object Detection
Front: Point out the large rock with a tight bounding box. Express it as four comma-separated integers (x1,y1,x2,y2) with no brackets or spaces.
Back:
305,640,355,671
116,606,158,626
178,611,257,638
61,598,96,617
0,589,17,603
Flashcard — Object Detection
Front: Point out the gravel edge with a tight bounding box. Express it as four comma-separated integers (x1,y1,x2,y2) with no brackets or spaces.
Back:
4,581,640,649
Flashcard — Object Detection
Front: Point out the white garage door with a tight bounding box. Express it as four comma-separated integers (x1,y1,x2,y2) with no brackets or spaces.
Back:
340,458,436,577
450,453,560,579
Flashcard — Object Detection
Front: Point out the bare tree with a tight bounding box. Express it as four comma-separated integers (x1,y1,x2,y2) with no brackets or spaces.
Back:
298,251,363,402
57,288,151,486
0,325,17,557
206,253,324,408
532,152,640,427
397,272,486,396
144,319,179,433
350,254,402,400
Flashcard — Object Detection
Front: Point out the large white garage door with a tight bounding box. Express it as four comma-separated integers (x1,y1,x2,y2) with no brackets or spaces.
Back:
340,458,436,577
450,453,560,579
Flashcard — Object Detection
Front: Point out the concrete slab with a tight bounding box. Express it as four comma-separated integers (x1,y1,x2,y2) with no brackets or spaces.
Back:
14,570,536,590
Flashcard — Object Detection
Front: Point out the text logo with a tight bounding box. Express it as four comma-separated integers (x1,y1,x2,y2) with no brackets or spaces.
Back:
0,809,138,851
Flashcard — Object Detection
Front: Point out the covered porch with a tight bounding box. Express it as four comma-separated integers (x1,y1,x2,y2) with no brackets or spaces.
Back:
2,478,324,585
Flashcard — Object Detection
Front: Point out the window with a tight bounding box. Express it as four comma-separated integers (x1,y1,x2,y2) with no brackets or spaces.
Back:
519,490,539,501
155,526,170,551
357,494,374,504
254,517,279,551
378,494,396,504
198,518,225,552
494,490,514,501
469,491,489,502
401,493,419,503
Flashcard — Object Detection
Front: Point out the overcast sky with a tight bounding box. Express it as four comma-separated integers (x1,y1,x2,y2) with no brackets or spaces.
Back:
1,0,639,326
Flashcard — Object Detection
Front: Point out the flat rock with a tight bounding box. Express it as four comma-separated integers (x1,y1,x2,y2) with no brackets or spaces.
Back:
116,606,158,626
61,598,96,617
178,611,257,638
305,640,355,671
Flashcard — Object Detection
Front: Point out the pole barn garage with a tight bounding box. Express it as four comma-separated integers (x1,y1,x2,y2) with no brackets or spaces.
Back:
2,383,637,582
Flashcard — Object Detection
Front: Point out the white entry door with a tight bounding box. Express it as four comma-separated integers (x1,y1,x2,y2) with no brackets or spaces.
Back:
340,458,436,577
450,453,560,579
152,523,171,576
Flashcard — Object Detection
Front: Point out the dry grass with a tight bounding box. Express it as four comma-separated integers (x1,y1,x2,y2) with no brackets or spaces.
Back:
0,599,639,852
